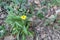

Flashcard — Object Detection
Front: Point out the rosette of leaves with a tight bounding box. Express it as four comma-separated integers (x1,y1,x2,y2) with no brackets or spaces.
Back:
5,10,33,40
0,26,6,38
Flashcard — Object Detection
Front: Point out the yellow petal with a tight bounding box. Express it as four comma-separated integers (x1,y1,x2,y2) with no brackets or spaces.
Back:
20,15,27,20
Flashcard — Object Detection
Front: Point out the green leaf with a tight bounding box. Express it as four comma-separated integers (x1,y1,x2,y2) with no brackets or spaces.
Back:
12,29,18,35
23,26,28,35
37,13,44,19
28,32,33,37
15,22,22,28
22,35,26,40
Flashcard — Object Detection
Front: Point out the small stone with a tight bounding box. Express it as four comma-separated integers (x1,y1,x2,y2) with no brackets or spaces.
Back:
4,35,15,40
34,0,40,5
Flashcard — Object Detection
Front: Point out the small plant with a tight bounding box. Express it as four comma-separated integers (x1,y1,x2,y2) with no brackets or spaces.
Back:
5,11,33,40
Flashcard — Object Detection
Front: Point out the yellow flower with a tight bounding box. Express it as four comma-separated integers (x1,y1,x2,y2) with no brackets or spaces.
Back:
20,15,27,20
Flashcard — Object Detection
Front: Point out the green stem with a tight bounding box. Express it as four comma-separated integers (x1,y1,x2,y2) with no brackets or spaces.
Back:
17,33,19,40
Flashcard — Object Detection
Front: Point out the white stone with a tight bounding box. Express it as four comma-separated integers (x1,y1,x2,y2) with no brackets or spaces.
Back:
56,9,60,14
